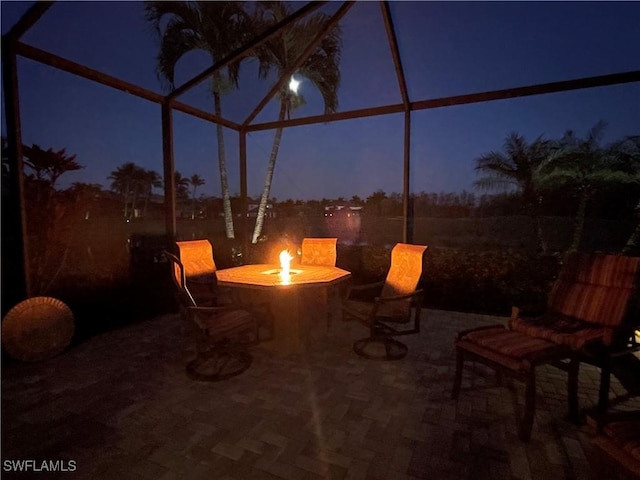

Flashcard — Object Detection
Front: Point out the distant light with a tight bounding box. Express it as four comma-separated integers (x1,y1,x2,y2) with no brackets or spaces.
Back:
289,76,300,94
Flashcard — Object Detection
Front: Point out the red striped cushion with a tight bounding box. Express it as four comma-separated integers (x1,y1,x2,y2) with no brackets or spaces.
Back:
462,327,558,359
510,315,606,349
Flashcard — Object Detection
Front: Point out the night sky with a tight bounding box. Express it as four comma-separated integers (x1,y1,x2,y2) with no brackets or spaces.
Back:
2,1,639,201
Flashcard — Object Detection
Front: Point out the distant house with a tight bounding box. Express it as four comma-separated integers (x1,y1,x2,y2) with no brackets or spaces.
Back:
324,205,363,244
324,205,363,218
245,203,276,218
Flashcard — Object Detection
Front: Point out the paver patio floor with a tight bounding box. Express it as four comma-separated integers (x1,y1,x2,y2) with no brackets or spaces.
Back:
2,309,638,480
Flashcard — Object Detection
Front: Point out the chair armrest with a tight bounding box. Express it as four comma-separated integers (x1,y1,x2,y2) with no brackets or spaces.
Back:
455,324,507,341
373,289,423,305
345,281,385,300
511,304,546,319
367,290,424,321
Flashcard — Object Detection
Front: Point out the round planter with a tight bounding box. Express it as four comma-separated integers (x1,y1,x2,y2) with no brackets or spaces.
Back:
2,296,75,361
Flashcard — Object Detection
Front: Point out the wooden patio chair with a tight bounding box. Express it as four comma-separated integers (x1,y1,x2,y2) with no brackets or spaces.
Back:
165,250,260,382
342,243,427,360
453,252,640,441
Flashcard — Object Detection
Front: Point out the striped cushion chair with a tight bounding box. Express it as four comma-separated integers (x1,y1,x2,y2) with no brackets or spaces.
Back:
453,253,639,441
510,253,640,413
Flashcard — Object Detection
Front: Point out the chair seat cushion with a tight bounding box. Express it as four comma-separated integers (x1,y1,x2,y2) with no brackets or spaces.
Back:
511,313,606,350
461,326,564,361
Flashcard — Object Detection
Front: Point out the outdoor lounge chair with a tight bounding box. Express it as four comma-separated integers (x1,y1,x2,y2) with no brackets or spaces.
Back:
342,243,427,360
165,250,260,382
453,252,640,441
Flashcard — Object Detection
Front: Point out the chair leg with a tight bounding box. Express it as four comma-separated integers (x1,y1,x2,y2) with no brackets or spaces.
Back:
597,353,612,416
519,369,536,442
452,347,464,399
567,356,581,422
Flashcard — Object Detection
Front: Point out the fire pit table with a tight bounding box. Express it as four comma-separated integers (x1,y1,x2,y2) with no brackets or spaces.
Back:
216,264,351,355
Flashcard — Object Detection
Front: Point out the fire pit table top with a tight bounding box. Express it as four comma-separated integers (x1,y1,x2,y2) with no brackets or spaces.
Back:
216,264,351,289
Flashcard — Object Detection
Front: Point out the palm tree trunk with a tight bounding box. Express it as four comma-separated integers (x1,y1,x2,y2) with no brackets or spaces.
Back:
569,191,590,252
123,182,130,219
534,214,547,254
252,102,286,244
191,198,195,220
191,185,197,220
530,200,547,254
213,81,234,239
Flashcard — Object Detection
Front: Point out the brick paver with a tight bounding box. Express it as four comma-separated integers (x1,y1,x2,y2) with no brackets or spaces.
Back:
2,309,638,479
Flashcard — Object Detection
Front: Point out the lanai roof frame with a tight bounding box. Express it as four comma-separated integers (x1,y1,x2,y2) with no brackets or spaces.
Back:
2,0,639,299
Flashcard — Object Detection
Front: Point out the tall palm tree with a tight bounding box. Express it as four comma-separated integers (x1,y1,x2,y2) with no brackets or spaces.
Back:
173,171,190,202
474,132,550,252
537,121,637,252
250,2,342,243
188,173,205,219
145,1,249,239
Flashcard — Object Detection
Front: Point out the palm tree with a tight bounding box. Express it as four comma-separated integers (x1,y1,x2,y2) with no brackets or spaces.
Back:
173,171,190,202
145,1,249,239
23,143,83,189
250,2,342,243
188,173,205,219
537,121,637,252
474,132,550,252
140,169,163,218
108,162,140,219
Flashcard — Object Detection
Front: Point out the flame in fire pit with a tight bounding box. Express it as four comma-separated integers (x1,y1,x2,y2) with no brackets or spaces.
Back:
279,250,293,279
